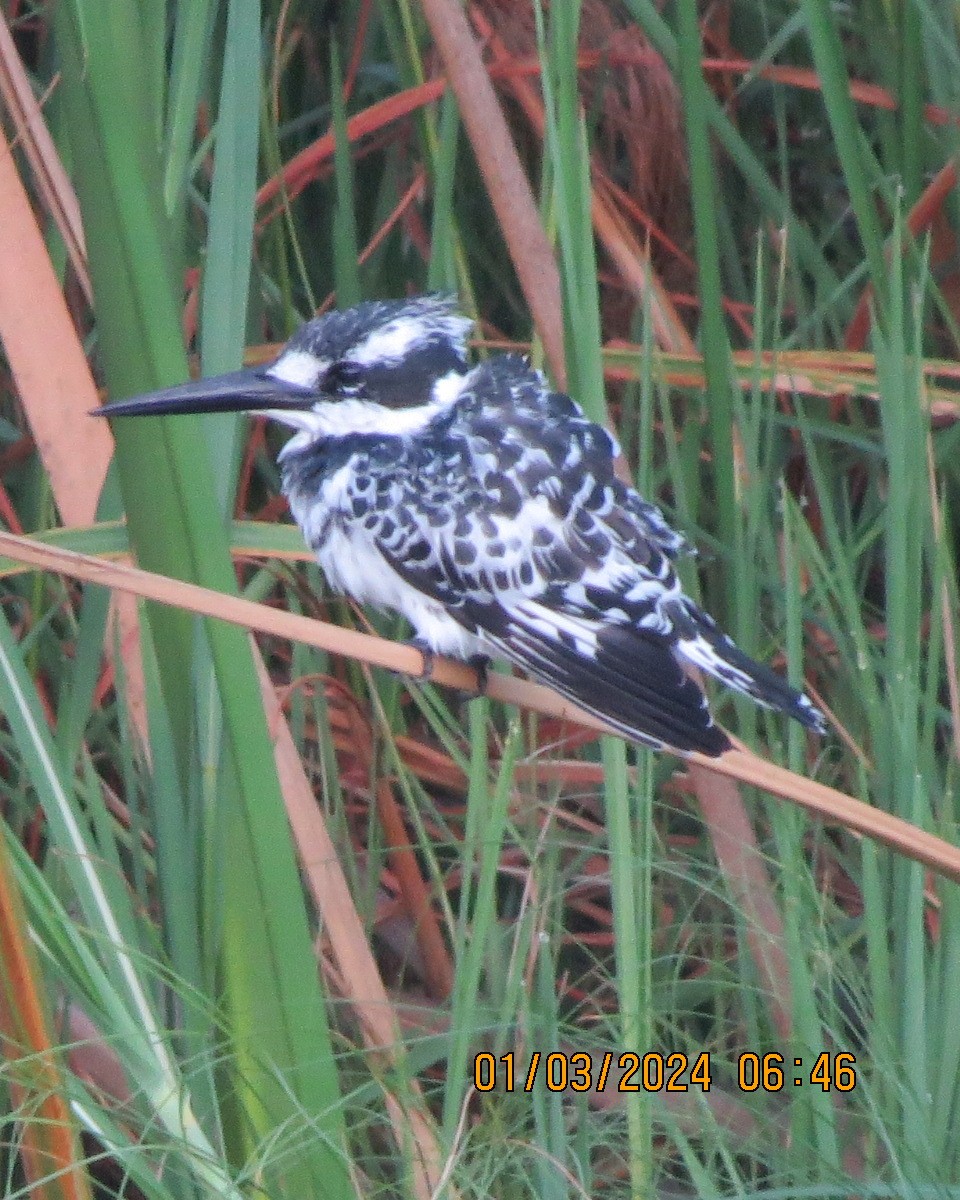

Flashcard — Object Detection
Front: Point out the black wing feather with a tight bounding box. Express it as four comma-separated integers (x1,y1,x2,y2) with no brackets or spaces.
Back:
478,605,731,755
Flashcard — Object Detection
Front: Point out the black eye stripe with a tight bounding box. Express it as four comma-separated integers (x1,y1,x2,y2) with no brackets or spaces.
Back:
324,361,366,395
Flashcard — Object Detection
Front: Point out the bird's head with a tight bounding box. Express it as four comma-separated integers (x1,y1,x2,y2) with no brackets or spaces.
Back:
97,294,473,426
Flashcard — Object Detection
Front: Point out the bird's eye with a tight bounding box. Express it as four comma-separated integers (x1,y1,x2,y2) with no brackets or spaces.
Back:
325,361,365,396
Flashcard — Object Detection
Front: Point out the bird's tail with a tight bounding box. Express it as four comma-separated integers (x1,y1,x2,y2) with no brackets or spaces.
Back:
670,601,826,733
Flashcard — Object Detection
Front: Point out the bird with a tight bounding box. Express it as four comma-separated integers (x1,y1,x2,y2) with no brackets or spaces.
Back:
99,293,825,757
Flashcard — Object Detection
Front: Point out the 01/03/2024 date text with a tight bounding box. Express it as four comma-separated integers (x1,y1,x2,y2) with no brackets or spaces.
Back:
473,1050,858,1094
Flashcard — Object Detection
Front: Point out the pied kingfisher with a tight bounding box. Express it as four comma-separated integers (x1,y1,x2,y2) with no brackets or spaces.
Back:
100,294,825,756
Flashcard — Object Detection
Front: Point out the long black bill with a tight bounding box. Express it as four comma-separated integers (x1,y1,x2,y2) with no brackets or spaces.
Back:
94,368,317,418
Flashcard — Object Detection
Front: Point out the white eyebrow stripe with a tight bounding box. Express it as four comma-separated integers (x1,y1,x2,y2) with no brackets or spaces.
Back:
267,349,326,388
350,317,426,365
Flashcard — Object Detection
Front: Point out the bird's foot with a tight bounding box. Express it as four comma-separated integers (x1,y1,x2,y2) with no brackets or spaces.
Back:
396,633,487,700
466,653,491,697
403,636,436,681
399,641,489,697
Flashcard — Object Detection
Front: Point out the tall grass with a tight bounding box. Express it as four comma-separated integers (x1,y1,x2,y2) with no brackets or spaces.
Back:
1,1,960,1197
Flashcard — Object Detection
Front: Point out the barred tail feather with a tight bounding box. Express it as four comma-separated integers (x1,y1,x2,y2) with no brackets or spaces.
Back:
673,605,825,734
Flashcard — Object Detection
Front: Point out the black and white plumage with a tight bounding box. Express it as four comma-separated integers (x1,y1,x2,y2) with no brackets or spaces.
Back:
101,294,825,757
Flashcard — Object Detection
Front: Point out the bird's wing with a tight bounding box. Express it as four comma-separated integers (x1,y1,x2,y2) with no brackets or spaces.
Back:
344,357,731,754
445,356,824,736
371,493,729,754
445,354,694,562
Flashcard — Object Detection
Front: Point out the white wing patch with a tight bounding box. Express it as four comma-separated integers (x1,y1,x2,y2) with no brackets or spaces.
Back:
676,633,761,692
509,599,600,658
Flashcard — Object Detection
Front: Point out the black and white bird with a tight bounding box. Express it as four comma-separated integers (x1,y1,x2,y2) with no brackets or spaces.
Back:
100,294,825,756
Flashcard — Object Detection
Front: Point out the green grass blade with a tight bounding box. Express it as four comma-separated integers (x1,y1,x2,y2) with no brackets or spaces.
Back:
200,0,262,500
800,0,888,309
165,1,217,215
54,4,351,1192
54,583,111,770
330,40,362,309
606,740,654,1199
443,716,521,1138
427,92,461,294
621,0,843,314
675,0,737,620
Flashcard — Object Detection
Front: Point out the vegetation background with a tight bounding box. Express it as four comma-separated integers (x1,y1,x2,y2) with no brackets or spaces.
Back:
1,0,959,1197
